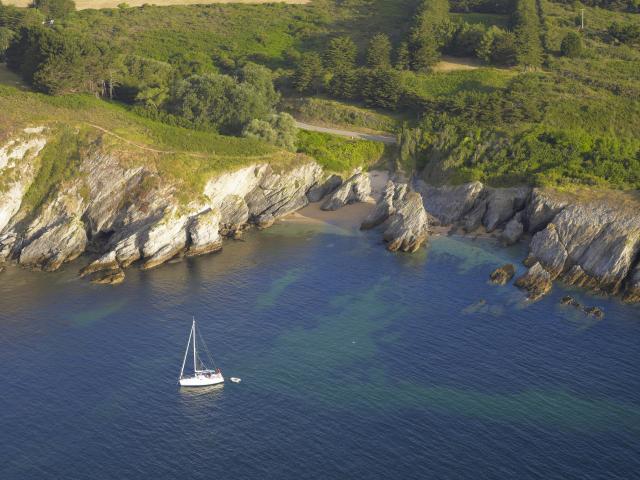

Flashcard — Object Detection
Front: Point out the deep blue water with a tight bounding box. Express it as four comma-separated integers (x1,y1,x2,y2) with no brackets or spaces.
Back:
1,217,639,479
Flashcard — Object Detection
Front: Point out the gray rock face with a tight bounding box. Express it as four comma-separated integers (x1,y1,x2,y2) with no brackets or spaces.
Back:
19,217,87,271
362,182,428,253
321,172,371,211
218,195,249,236
461,199,487,233
525,204,640,294
246,162,322,221
383,191,429,253
188,209,222,256
415,181,484,225
306,175,342,203
515,262,552,301
361,181,400,230
524,189,568,233
500,212,524,245
482,187,530,232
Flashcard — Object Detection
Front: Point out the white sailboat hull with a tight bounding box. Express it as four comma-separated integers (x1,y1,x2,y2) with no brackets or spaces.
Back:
179,372,224,387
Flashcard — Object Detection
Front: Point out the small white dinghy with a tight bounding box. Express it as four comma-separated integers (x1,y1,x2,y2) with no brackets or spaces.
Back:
230,377,242,383
179,319,224,387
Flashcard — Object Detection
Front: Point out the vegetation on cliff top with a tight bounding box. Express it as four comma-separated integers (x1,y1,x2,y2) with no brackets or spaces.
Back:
0,0,639,190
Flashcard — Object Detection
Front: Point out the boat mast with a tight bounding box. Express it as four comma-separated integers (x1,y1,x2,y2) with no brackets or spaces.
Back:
192,318,197,373
179,322,194,380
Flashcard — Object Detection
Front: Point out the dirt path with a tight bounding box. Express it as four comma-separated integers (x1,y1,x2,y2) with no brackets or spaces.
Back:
294,121,397,144
85,123,276,160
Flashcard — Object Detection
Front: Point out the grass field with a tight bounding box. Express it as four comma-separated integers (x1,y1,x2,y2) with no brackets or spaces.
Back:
5,0,308,8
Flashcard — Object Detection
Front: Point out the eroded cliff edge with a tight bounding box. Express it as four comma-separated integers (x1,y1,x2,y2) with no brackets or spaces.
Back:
1,127,639,304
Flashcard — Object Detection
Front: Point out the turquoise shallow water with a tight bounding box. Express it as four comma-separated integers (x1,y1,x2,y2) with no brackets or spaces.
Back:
0,219,639,479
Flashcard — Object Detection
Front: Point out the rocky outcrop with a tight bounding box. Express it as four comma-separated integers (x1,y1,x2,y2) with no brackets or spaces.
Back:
246,162,322,222
623,264,640,303
483,187,530,232
321,172,371,211
19,217,87,271
514,262,552,301
362,181,429,253
560,296,605,319
415,181,484,225
306,174,342,203
489,264,515,285
187,209,222,256
0,130,48,233
500,212,524,245
523,189,568,233
525,204,640,296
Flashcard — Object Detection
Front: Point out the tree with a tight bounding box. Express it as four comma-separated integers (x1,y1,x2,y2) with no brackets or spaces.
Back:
560,31,583,57
169,63,279,133
513,0,543,69
324,36,358,99
31,0,75,20
448,22,485,57
361,68,402,109
408,0,451,71
366,33,391,69
395,41,411,70
292,52,323,94
0,26,13,60
477,26,517,66
242,113,297,151
324,36,357,72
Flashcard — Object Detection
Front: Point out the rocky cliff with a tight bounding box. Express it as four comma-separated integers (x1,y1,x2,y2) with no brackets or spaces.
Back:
0,127,324,283
415,180,640,303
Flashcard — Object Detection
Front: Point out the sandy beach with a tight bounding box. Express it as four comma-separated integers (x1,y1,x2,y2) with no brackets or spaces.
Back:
283,201,375,231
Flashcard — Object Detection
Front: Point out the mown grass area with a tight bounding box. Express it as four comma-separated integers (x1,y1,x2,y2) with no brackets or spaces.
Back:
282,97,402,133
450,12,510,28
296,130,386,173
400,68,516,100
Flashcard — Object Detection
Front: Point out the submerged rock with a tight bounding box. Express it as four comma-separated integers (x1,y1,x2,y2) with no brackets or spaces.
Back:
489,264,515,285
89,267,125,285
321,172,371,211
514,262,552,301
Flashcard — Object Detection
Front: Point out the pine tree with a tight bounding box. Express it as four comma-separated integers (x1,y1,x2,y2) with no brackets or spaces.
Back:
292,52,323,93
407,0,451,72
366,33,391,69
395,41,411,70
513,0,543,69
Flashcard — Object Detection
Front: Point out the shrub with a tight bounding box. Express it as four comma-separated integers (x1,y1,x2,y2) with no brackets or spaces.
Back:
560,31,583,57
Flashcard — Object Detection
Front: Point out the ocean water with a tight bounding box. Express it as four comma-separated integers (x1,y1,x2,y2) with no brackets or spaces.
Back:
0,218,639,479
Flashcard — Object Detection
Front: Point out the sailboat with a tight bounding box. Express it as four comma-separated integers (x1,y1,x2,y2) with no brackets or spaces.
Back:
179,319,224,387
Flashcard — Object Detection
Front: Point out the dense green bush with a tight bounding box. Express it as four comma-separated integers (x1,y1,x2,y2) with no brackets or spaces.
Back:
560,31,583,57
243,112,297,151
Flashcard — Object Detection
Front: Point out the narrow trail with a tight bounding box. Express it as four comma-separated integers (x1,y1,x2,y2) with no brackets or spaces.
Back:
84,123,281,161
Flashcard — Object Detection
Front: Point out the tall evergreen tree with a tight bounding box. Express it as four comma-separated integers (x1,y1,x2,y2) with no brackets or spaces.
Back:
366,33,392,69
292,52,323,94
395,41,411,70
513,0,543,69
407,0,451,72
